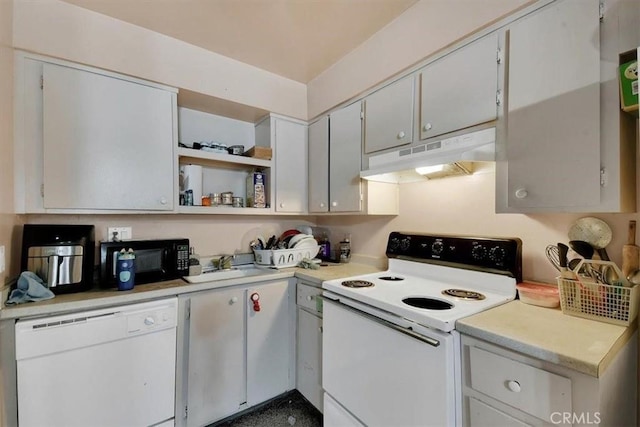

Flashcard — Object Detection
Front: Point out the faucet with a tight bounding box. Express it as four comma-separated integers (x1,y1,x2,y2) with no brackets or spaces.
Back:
218,254,235,270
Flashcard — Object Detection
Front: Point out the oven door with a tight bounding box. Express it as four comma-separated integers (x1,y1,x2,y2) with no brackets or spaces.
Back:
322,296,459,427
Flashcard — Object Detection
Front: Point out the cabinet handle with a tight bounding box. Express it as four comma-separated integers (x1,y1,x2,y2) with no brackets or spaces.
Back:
331,201,338,207
514,188,528,199
251,292,261,312
397,131,405,139
230,297,238,304
279,203,285,208
506,380,521,393
319,326,323,333
306,295,313,301
160,197,168,205
422,123,432,132
320,203,325,208
144,317,155,326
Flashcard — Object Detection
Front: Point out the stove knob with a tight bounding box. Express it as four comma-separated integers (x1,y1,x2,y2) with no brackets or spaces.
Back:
471,245,487,260
388,237,400,252
489,246,506,264
431,241,444,256
400,238,411,251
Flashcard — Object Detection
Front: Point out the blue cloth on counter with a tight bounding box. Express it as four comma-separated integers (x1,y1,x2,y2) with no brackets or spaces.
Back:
5,272,55,305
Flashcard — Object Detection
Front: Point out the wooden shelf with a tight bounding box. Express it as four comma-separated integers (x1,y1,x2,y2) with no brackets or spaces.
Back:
177,147,271,170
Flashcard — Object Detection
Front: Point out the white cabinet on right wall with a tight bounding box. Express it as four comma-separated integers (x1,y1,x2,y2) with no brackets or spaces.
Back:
496,0,638,213
363,75,414,154
419,32,500,140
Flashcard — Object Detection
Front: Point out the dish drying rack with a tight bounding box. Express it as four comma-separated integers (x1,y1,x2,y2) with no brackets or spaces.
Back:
557,260,639,326
254,246,320,269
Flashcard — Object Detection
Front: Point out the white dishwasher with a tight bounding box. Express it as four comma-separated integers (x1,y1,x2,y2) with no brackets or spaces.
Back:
15,297,178,427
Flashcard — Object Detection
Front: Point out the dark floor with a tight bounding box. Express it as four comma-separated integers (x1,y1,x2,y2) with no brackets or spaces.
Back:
210,391,323,427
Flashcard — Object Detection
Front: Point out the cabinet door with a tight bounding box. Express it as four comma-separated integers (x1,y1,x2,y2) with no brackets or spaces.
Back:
186,288,245,427
505,0,601,209
296,309,323,412
42,63,175,210
247,280,291,406
420,33,499,140
363,76,414,154
308,117,329,213
329,102,362,212
274,118,307,213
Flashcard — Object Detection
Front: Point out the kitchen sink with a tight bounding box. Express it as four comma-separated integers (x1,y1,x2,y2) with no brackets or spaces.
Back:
182,265,276,284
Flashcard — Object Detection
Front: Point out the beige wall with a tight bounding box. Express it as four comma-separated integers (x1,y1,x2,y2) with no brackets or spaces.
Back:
12,0,307,120
23,214,316,262
317,166,640,284
0,0,19,289
0,0,13,422
307,0,531,118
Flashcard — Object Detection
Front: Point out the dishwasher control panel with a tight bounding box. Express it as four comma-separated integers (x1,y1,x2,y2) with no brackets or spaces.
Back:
15,298,178,360
126,305,176,335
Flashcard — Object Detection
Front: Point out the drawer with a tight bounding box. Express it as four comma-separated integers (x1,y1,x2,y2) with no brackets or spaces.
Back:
468,397,531,427
469,346,572,421
297,283,323,313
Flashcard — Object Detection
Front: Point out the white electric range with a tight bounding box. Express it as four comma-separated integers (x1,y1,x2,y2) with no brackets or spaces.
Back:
321,232,522,427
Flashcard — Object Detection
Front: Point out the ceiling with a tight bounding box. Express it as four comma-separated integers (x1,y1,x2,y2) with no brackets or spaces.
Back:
61,0,418,83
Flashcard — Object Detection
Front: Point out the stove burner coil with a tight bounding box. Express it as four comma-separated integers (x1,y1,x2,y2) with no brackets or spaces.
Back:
342,280,375,288
402,297,453,310
378,276,404,281
442,289,486,300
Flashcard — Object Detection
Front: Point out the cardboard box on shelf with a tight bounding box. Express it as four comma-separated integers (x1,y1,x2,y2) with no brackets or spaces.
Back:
245,146,272,160
246,170,267,208
619,60,638,114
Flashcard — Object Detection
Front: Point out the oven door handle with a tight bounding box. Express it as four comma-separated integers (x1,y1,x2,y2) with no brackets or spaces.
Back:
322,297,441,348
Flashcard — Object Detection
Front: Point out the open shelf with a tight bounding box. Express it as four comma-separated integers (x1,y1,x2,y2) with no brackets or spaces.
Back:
177,147,272,170
177,205,275,215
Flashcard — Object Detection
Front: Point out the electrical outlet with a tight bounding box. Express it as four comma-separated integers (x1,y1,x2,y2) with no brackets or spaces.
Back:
107,227,133,241
0,245,5,274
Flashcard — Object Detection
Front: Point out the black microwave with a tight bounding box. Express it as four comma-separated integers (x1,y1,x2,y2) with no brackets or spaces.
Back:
100,238,190,287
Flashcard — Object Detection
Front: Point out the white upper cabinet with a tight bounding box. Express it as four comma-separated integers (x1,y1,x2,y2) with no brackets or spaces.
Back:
308,109,399,215
503,0,601,211
271,116,308,213
15,54,177,213
420,33,500,140
43,63,175,210
363,76,414,154
308,116,329,213
329,102,363,212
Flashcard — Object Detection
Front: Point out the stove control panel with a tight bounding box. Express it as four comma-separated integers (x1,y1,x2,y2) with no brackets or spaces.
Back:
386,232,522,282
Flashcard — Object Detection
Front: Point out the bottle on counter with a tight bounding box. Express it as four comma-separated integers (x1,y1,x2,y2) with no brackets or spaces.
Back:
339,234,351,263
318,233,331,261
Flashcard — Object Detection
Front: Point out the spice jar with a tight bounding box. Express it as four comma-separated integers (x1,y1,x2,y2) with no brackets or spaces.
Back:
221,192,233,205
201,195,211,206
211,193,221,206
232,197,244,208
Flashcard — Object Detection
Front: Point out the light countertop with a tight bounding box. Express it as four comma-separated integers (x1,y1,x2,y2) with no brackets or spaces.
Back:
456,300,636,377
0,262,382,320
5,265,632,379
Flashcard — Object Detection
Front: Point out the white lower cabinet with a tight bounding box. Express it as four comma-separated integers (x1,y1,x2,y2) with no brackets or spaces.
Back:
295,281,323,412
461,334,637,427
177,279,293,427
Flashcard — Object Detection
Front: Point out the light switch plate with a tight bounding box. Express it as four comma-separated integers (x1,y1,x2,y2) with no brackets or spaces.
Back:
0,245,5,274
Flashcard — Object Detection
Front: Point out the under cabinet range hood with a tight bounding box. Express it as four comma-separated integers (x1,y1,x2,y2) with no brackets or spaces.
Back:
360,127,496,183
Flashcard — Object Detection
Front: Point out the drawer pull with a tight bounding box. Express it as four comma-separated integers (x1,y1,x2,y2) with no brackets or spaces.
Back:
506,380,521,393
